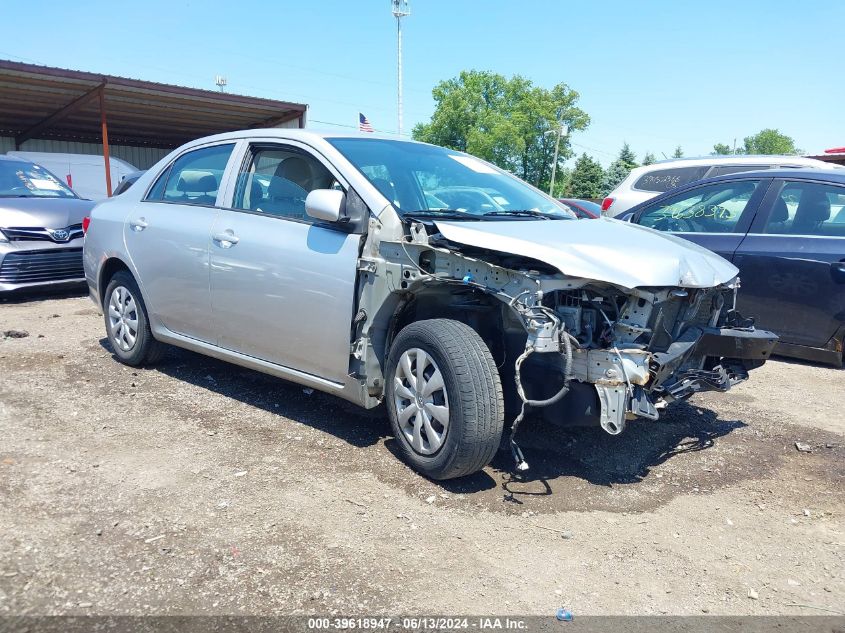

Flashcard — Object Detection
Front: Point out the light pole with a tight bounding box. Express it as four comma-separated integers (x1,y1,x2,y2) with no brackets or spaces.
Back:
391,0,410,136
548,122,569,196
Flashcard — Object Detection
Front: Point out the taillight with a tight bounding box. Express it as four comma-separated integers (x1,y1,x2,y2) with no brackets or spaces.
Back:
601,197,614,212
82,216,91,233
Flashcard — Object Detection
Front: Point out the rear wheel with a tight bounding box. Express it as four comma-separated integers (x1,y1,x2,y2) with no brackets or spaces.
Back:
103,271,165,366
385,319,504,480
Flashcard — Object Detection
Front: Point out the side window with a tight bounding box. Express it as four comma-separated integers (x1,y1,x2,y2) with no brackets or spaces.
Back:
145,165,171,201
708,165,769,177
633,166,710,193
232,145,339,220
145,143,234,206
764,181,845,237
637,180,761,233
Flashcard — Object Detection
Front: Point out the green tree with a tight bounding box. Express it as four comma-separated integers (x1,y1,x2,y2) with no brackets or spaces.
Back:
742,129,801,155
712,143,732,155
412,70,590,191
602,143,639,195
672,146,684,158
642,152,657,165
551,167,572,198
567,153,605,199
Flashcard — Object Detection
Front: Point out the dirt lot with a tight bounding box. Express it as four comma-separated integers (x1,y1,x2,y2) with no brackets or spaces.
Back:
1,291,843,617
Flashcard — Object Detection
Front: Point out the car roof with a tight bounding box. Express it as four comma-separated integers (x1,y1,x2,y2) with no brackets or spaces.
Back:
642,155,830,167
0,154,31,163
180,128,411,146
699,168,845,185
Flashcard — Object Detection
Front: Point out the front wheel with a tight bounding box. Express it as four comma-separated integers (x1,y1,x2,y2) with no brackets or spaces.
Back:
385,319,504,480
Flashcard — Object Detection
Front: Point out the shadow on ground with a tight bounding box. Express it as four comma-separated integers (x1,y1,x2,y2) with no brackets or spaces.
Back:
0,286,87,304
495,404,745,504
99,338,390,449
433,402,746,501
99,337,749,507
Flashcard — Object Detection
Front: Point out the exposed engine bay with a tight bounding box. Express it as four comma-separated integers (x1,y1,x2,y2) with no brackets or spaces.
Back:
351,215,777,470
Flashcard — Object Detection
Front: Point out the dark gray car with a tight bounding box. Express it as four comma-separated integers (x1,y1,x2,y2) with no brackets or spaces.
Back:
0,155,92,293
623,169,845,366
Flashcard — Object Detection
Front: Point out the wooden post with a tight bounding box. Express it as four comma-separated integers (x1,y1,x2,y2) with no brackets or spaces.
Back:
99,88,112,197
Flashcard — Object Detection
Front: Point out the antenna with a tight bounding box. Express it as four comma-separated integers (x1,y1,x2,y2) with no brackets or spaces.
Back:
215,75,228,92
391,0,411,135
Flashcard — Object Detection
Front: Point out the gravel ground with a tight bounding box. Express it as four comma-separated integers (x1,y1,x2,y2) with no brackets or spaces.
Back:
0,290,843,617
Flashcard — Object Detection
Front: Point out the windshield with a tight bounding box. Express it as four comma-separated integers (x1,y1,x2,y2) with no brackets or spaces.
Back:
328,138,574,220
0,160,77,199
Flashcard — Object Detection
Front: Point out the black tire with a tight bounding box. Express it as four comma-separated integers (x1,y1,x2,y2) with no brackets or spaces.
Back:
385,319,504,480
103,271,165,367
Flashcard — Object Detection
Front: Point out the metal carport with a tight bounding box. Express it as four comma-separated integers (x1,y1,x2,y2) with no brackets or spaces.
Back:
0,59,308,195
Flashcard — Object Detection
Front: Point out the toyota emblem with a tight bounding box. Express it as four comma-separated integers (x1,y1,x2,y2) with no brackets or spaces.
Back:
49,228,70,241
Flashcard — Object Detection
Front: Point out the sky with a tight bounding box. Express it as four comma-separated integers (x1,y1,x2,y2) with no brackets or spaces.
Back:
2,0,843,166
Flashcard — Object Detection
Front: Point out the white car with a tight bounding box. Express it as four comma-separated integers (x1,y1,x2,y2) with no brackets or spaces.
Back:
603,155,840,217
6,151,139,201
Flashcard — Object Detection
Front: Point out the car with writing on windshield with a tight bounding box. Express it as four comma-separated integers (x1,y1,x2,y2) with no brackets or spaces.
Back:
0,155,91,294
621,169,845,366
602,155,840,217
82,130,776,479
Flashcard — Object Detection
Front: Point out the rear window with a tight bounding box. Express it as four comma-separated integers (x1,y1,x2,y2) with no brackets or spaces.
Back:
633,167,710,193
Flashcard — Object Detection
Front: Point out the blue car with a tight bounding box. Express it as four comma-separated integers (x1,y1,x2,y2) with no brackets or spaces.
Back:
623,168,845,366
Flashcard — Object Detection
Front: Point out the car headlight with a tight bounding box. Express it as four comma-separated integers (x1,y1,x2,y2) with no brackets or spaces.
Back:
0,229,9,243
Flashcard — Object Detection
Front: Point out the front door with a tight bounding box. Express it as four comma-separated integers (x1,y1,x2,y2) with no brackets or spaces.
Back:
633,177,770,262
732,178,845,348
125,142,236,343
209,141,362,383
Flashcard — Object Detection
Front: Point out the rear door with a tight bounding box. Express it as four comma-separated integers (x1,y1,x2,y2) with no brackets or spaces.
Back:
125,142,238,343
731,178,845,348
632,177,770,261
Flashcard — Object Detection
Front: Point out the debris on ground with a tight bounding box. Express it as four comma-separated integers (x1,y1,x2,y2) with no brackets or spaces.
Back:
2,330,29,339
795,442,813,453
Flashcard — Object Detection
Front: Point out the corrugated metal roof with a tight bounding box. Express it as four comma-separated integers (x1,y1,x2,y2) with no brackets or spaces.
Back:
0,59,308,149
805,153,845,166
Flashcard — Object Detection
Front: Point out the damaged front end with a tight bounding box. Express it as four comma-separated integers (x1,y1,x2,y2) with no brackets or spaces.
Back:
525,281,776,438
352,214,777,470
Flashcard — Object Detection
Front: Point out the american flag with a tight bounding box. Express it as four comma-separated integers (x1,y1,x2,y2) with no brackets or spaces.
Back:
359,112,374,133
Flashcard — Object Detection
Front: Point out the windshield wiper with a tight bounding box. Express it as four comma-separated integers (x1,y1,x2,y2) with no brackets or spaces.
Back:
482,209,553,219
403,209,481,221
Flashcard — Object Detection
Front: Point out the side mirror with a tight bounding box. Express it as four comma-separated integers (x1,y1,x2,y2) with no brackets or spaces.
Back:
618,211,635,223
305,189,345,222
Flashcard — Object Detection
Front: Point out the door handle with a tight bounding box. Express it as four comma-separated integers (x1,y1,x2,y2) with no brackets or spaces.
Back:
129,218,148,232
212,231,240,248
831,261,845,284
